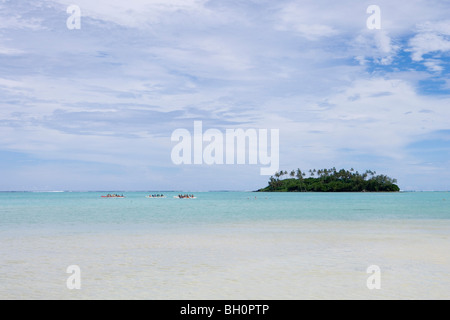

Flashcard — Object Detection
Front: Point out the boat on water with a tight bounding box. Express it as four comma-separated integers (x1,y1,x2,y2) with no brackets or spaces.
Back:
174,194,196,199
146,195,166,198
101,194,125,198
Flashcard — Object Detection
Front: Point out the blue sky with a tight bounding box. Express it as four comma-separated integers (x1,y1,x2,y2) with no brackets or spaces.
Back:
0,0,450,191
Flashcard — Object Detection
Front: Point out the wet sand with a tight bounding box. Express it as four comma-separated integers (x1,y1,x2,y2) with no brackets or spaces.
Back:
1,219,449,299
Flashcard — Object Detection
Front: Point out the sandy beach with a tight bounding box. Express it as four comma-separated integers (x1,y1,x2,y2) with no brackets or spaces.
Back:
1,219,449,300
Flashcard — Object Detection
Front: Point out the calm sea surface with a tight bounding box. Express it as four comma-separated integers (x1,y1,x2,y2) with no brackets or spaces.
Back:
0,192,449,299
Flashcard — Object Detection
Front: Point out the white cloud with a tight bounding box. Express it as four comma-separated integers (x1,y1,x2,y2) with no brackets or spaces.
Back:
276,21,338,41
409,32,450,61
275,1,339,40
253,77,450,180
0,15,44,30
50,0,210,28
407,20,450,72
0,46,24,55
423,59,444,73
352,29,399,66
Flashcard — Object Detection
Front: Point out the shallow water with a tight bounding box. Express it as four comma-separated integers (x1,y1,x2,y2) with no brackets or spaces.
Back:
0,192,449,299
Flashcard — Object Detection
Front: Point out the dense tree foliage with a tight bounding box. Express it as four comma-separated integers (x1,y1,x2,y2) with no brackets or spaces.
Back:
257,168,400,192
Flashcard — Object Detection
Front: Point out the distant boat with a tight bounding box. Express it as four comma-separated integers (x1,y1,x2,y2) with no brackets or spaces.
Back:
101,194,125,198
146,195,166,198
174,195,196,199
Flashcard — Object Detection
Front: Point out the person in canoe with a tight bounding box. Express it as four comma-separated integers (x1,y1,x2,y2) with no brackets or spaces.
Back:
176,194,195,199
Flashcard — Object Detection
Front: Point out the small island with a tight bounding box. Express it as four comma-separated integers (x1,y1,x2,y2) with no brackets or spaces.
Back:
257,168,400,192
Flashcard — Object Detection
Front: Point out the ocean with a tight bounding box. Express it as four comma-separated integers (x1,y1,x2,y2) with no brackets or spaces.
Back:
0,191,449,299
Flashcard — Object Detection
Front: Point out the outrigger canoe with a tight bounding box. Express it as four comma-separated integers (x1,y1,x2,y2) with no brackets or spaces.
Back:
101,196,125,198
173,196,196,199
145,196,167,198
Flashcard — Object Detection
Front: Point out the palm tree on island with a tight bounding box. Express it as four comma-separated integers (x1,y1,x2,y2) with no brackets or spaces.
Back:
258,167,400,192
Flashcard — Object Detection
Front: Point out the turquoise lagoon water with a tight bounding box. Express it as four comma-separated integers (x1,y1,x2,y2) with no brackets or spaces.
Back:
1,191,449,227
0,191,449,299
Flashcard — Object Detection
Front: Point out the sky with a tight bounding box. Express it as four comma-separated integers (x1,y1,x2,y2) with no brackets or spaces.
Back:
0,0,449,191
